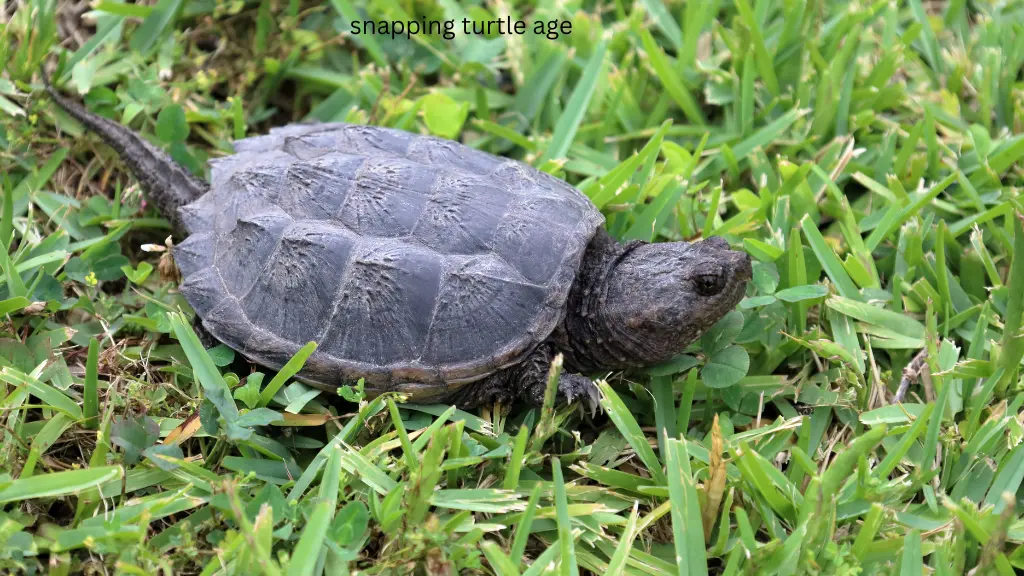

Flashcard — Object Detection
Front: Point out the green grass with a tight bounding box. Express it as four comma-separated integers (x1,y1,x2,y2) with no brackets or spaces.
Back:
2,0,1024,573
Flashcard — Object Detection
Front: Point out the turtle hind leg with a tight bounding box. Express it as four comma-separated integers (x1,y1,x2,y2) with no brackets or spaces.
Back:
442,345,599,414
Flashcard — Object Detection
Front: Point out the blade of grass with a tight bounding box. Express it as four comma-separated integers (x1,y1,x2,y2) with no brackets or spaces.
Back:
0,367,83,420
169,313,238,424
694,108,807,181
821,424,888,498
329,0,387,67
1,176,12,248
128,0,183,56
606,501,640,573
852,503,886,562
801,214,862,300
734,0,780,94
0,466,122,503
900,529,923,575
995,213,1024,395
597,380,668,485
84,337,99,430
21,413,74,477
552,457,579,576
521,543,562,576
825,295,925,340
504,424,530,491
537,40,608,164
666,436,708,576
637,29,706,126
287,500,333,576
287,396,384,500
639,0,683,53
387,398,418,471
259,341,317,407
482,541,523,576
874,403,934,479
511,483,543,565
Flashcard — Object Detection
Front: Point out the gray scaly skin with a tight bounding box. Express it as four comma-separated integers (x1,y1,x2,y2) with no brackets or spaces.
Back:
45,77,752,412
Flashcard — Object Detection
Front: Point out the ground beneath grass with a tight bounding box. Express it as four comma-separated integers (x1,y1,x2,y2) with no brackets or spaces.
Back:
1,0,1024,574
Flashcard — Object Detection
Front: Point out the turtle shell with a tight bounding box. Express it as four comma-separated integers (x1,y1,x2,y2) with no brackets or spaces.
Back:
173,123,604,399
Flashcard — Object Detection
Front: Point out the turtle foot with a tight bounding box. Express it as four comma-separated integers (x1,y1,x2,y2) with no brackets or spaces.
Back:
557,374,601,417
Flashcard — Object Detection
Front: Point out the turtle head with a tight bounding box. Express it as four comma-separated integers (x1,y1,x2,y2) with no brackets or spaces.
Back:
597,236,752,367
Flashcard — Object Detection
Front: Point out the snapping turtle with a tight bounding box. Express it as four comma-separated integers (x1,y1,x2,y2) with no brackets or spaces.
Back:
45,80,752,409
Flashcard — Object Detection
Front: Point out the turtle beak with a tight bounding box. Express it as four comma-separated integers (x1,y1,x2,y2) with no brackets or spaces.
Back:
734,250,753,281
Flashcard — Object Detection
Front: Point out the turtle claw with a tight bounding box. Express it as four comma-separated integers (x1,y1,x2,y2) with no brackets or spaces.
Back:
558,374,601,418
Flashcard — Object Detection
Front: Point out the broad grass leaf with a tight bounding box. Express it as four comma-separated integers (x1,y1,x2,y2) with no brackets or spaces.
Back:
111,415,160,465
331,501,369,548
702,345,750,389
596,380,667,485
647,354,699,376
259,342,317,407
825,295,925,340
0,466,122,504
666,437,709,576
237,408,283,428
207,344,235,367
900,529,923,576
169,313,238,424
743,238,784,261
859,404,928,425
701,310,744,355
156,103,189,143
481,542,521,576
129,0,183,56
774,284,829,302
288,500,333,576
537,39,608,163
984,444,1024,513
143,443,184,471
421,92,470,140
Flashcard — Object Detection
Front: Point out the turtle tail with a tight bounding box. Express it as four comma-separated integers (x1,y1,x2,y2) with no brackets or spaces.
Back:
41,68,208,235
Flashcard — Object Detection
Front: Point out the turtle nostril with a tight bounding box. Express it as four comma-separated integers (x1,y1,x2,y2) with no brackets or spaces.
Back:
736,252,753,280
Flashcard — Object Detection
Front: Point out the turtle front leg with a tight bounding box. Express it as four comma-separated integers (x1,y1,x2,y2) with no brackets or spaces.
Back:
443,345,600,413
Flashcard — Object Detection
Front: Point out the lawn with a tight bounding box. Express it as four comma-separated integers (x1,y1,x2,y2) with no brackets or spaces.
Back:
2,0,1024,574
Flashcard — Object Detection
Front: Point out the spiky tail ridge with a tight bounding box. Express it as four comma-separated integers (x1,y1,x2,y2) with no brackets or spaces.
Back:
42,69,208,234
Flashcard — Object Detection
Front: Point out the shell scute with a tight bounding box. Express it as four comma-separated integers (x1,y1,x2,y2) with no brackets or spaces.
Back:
409,136,503,175
320,241,443,365
240,222,357,344
421,255,549,366
174,232,214,278
338,158,437,237
215,209,292,298
176,123,603,395
179,267,227,316
412,176,512,255
280,153,362,220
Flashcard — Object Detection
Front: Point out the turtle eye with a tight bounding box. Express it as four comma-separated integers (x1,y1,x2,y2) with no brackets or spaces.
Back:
693,271,726,296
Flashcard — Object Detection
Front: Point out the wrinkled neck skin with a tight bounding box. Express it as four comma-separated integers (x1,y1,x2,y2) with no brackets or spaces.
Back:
554,229,656,372
554,228,750,373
